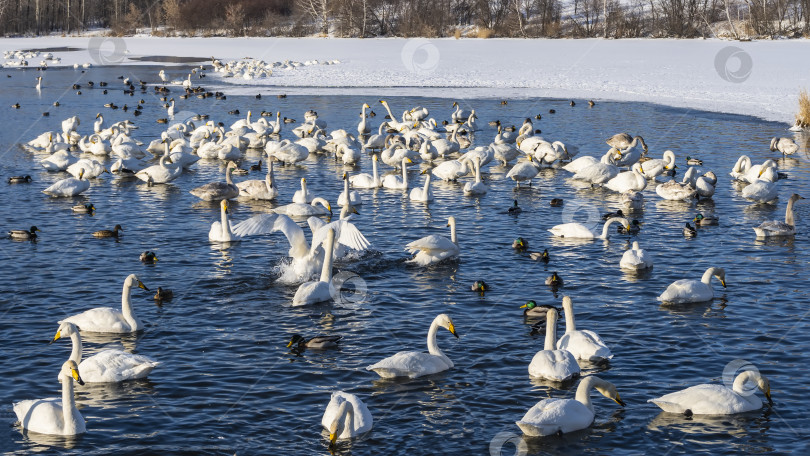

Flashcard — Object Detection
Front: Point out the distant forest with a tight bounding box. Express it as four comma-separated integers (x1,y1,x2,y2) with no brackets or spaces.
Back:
1,0,808,38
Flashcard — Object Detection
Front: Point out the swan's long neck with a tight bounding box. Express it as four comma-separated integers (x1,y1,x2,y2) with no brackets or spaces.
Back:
544,310,558,351
265,162,274,190
336,401,355,437
61,372,79,434
121,280,138,330
343,178,350,201
221,203,233,238
426,319,452,367
731,371,758,395
421,174,431,195
562,298,576,333
320,230,335,283
68,331,83,365
474,160,482,183
449,221,457,244
786,197,798,226
600,217,622,239
701,267,719,285
225,165,234,186
633,167,647,191
381,102,395,120
372,158,379,184
401,159,409,186
575,376,605,413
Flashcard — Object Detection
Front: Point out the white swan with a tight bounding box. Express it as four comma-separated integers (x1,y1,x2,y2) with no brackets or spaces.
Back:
53,322,159,382
605,163,647,193
236,161,277,200
557,296,613,362
620,191,644,210
771,137,799,156
406,216,460,266
730,155,752,181
322,391,373,445
451,101,471,123
41,149,77,172
433,157,472,182
657,267,726,304
42,169,90,197
562,155,599,174
549,217,630,240
367,313,458,378
620,241,653,271
67,158,106,179
293,177,312,204
382,157,411,189
463,157,488,196
516,376,625,436
741,167,779,203
357,103,371,135
338,172,363,206
505,155,541,187
350,154,381,188
572,149,620,185
409,171,434,202
741,159,778,184
272,197,332,217
13,360,86,435
640,150,676,179
656,175,697,201
60,274,149,333
292,228,336,305
754,193,804,238
190,161,240,201
135,155,182,184
268,139,309,164
649,370,772,415
528,308,580,382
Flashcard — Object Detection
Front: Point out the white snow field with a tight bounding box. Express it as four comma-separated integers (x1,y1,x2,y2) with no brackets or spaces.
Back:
1,36,808,124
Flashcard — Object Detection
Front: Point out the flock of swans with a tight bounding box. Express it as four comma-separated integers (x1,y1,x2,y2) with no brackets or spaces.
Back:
6,80,804,449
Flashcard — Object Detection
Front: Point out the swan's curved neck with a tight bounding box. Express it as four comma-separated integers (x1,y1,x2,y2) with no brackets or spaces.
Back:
320,231,335,283
381,102,395,120
600,218,622,239
427,319,452,367
68,331,83,365
701,267,719,285
221,203,233,238
225,165,234,186
421,174,431,194
121,280,139,330
731,371,757,396
266,162,274,189
61,373,80,434
336,401,355,436
401,159,409,186
786,197,798,226
544,311,558,351
575,376,608,413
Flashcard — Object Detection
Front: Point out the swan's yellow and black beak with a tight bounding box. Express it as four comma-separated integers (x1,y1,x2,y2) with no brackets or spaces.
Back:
765,387,773,405
50,329,62,344
327,205,333,214
720,278,726,288
613,393,626,407
448,322,459,338
352,207,360,215
342,172,348,180
420,168,429,175
72,366,84,386
138,280,150,291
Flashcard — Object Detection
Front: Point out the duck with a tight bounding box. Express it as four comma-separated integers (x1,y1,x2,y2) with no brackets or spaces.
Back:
367,313,458,378
405,216,460,266
72,203,95,214
60,274,149,333
520,300,556,318
93,224,123,238
528,308,580,382
12,360,86,435
658,267,726,304
287,334,342,352
8,175,32,183
529,249,550,262
42,168,90,197
154,287,173,301
549,217,630,241
508,200,522,214
9,226,41,240
471,280,489,293
686,156,703,166
683,223,697,237
140,251,158,263
512,237,528,250
617,219,641,234
557,296,613,362
322,391,373,447
52,321,159,382
516,376,625,436
649,369,772,415
602,209,624,220
550,198,563,207
189,161,240,201
694,213,719,226
754,193,804,238
545,272,564,287
619,241,653,271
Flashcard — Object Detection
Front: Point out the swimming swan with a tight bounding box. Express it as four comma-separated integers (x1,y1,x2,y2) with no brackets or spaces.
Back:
367,313,458,378
657,267,726,304
754,193,804,238
13,360,86,435
557,296,613,362
549,217,630,240
322,391,373,445
528,308,580,382
649,369,772,415
405,216,460,266
60,274,149,333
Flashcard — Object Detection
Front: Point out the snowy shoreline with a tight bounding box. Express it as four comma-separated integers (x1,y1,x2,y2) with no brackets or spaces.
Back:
2,36,808,125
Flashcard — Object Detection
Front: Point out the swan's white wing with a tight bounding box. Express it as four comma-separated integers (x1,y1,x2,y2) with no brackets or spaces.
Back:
557,330,613,361
230,213,281,237
312,220,370,252
516,398,593,436
307,216,326,234
528,349,580,382
657,279,712,303
80,349,159,382
366,351,450,378
405,234,456,253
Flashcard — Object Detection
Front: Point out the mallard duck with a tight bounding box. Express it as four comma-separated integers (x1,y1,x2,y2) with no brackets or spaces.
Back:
546,272,564,287
617,219,641,234
250,160,262,171
513,237,528,250
529,249,549,263
72,204,95,214
602,209,624,220
8,175,32,183
154,287,173,301
471,280,489,293
287,334,342,352
550,198,564,207
686,156,703,166
570,100,576,106
93,224,123,238
520,300,556,318
694,213,719,226
507,200,522,214
683,223,697,237
588,100,595,107
140,251,158,263
9,226,40,240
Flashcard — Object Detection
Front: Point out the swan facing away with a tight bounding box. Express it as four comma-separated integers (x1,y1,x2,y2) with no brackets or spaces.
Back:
658,267,726,304
367,313,458,378
405,216,460,266
528,308,580,382
53,321,159,382
516,376,625,437
322,391,373,445
649,369,772,415
60,274,149,333
557,296,613,362
754,193,804,238
549,217,630,241
620,241,653,271
13,360,86,435
292,228,336,306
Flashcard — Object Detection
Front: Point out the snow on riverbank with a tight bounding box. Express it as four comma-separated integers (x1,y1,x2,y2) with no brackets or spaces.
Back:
1,36,808,125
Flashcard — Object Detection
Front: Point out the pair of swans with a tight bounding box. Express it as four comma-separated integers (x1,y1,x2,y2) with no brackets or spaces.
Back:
741,166,779,203
405,216,460,266
528,307,580,382
367,313,458,378
189,161,239,201
42,168,90,197
649,368,772,414
571,149,620,185
322,391,373,446
657,267,726,304
60,274,150,333
754,193,804,237
549,217,630,241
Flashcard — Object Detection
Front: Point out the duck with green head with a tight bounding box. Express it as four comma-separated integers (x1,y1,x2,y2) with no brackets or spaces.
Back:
512,237,528,250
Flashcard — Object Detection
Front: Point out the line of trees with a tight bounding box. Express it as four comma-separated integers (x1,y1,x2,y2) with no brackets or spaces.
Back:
0,0,808,38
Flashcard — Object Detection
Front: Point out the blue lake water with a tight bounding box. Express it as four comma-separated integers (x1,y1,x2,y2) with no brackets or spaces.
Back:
1,65,808,455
